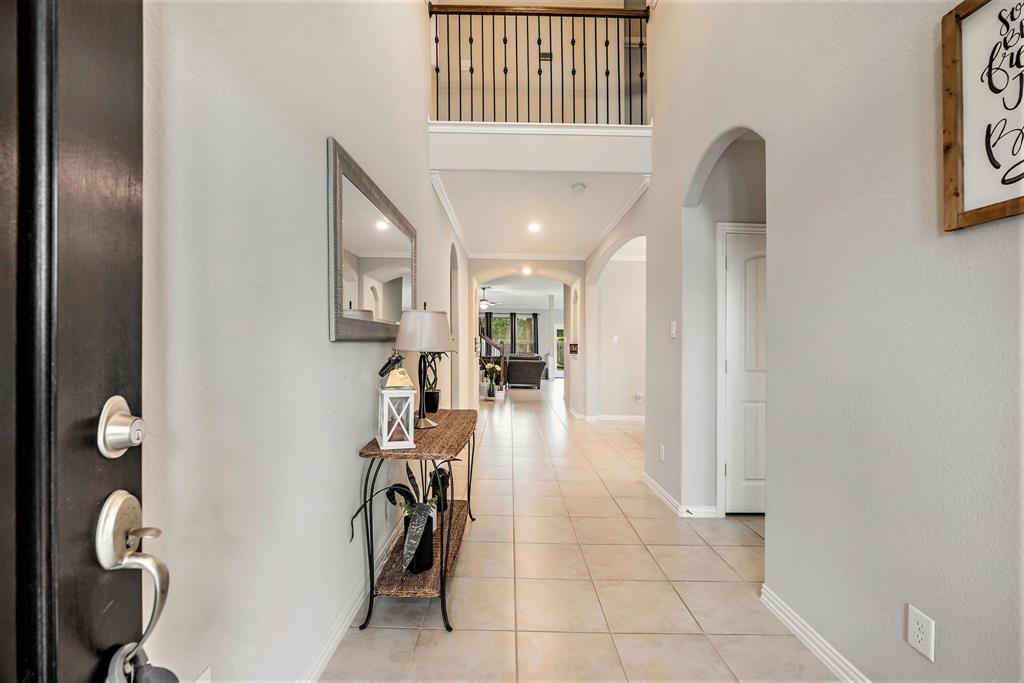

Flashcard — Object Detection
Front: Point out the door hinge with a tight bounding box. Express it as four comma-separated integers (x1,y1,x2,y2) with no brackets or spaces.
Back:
724,463,728,477
724,359,728,373
725,255,728,270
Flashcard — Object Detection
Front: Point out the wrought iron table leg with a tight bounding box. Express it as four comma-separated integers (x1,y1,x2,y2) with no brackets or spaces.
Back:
358,457,385,629
438,457,456,631
467,431,476,521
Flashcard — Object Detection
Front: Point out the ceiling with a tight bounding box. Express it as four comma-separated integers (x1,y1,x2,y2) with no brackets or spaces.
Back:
436,170,649,259
480,275,564,312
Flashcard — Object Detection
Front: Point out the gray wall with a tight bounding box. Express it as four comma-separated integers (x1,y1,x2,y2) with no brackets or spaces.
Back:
589,2,1022,679
142,3,464,679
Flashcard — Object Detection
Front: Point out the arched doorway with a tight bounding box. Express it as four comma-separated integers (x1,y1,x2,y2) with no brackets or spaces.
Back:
682,128,767,522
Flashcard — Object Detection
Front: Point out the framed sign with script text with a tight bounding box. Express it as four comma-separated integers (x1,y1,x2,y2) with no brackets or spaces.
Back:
943,0,1024,231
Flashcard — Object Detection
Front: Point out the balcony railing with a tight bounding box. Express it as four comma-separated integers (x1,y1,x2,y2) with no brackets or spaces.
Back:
429,3,650,125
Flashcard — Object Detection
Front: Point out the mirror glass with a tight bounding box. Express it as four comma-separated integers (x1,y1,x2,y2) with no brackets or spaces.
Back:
341,176,413,325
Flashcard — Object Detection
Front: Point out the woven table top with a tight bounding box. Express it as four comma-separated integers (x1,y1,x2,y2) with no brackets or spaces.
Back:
359,409,478,461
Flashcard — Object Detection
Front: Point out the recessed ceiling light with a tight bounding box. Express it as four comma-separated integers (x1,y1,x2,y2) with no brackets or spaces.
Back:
527,222,541,233
521,265,533,275
570,182,588,193
375,220,389,230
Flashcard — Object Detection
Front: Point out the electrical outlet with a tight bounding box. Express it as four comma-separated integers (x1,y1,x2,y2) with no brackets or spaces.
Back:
670,321,678,339
906,604,935,662
635,392,643,402
658,444,665,462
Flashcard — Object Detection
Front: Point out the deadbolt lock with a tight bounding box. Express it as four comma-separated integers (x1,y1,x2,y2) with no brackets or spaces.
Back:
97,395,146,459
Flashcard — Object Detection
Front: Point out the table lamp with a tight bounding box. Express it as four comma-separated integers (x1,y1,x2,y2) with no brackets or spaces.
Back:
394,305,456,429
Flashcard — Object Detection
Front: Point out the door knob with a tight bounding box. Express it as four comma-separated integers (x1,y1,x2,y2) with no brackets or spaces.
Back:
97,395,146,459
96,490,171,680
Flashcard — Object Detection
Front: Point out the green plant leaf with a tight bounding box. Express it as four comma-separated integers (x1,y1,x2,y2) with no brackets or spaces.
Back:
406,463,420,501
402,503,432,570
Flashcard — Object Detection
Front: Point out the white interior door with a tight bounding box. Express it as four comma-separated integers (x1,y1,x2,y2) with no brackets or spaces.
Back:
725,232,767,513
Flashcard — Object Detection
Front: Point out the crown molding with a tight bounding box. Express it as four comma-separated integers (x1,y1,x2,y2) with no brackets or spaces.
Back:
430,171,469,255
583,174,651,260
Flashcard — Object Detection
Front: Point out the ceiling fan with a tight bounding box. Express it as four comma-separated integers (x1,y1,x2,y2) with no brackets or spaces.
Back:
478,286,502,311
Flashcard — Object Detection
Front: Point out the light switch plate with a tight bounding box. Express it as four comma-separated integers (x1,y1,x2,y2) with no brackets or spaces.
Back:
906,604,935,662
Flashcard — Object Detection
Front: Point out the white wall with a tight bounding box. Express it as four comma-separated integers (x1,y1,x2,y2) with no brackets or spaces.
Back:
592,2,1022,679
143,3,465,679
595,259,646,417
680,140,765,506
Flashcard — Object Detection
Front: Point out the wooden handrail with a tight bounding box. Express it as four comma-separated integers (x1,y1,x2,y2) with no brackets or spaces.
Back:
428,2,650,20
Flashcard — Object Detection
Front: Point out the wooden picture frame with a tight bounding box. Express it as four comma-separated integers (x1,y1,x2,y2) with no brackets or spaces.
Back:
943,0,1024,231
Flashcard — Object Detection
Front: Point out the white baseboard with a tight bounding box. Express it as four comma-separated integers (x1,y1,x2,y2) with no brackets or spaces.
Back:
642,473,683,516
679,505,721,518
586,414,645,423
568,406,585,420
760,585,870,683
301,522,403,682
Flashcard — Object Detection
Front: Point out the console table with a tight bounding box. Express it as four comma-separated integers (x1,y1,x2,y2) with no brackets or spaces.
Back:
356,409,478,631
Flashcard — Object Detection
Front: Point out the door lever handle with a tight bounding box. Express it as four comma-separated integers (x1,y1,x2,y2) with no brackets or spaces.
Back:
96,491,171,677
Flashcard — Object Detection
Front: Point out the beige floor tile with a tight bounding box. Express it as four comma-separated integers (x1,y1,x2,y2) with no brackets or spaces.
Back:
408,629,516,682
613,634,736,682
475,447,514,460
673,582,789,635
320,627,416,681
708,635,836,681
648,546,743,582
515,578,609,632
604,481,654,498
582,544,666,580
473,464,513,480
517,632,625,682
616,496,675,518
554,467,603,482
514,479,562,497
473,456,512,468
464,515,514,543
565,496,624,518
514,516,578,544
513,495,569,517
572,517,642,545
714,546,765,582
515,542,590,579
423,577,515,631
472,495,513,516
558,481,611,498
734,515,766,539
594,580,701,634
453,541,514,578
470,479,513,497
630,517,707,546
597,468,643,482
513,461,557,480
689,519,765,546
350,597,429,629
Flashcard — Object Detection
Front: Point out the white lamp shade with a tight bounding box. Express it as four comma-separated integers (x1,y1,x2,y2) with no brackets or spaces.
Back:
394,309,456,353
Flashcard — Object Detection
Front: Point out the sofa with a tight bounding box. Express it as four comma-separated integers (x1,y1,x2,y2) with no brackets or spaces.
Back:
506,354,547,389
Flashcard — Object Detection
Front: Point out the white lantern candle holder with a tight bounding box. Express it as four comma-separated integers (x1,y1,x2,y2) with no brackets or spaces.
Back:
377,385,416,450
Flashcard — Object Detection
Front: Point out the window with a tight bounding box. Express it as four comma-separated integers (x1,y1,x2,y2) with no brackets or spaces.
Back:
515,316,535,354
490,315,511,350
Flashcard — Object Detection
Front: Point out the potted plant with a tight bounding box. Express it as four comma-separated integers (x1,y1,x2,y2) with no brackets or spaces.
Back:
422,351,447,414
350,463,438,574
482,361,499,400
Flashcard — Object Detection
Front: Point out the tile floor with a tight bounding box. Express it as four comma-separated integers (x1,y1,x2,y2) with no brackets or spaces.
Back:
322,381,833,682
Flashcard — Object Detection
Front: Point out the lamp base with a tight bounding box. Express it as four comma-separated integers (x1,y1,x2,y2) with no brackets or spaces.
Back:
415,416,439,430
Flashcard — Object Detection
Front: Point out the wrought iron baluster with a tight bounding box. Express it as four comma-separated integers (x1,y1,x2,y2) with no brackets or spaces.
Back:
434,15,440,121
560,16,565,123
616,16,621,125
582,17,586,123
640,16,645,125
548,16,553,123
526,16,530,122
458,14,463,121
469,14,474,121
447,15,452,121
492,15,496,122
622,18,630,125
571,19,576,123
604,17,609,125
515,16,519,122
503,16,508,122
537,16,542,123
594,17,598,124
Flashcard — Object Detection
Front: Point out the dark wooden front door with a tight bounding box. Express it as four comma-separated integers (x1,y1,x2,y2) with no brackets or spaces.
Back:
4,1,145,680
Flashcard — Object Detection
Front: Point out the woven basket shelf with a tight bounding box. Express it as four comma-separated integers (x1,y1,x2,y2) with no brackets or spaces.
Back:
374,499,469,598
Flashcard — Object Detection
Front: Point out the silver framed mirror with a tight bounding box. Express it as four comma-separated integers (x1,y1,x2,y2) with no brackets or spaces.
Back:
327,137,416,341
